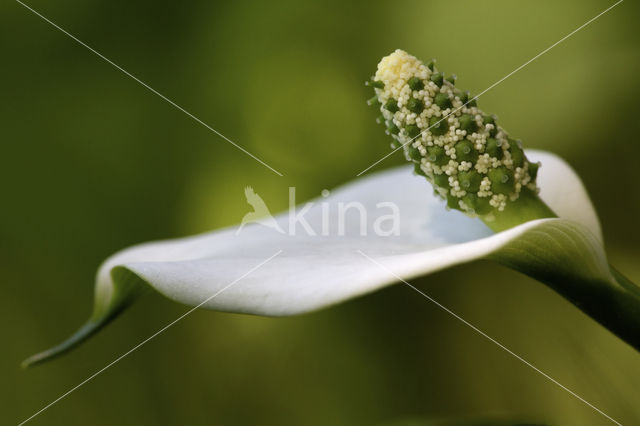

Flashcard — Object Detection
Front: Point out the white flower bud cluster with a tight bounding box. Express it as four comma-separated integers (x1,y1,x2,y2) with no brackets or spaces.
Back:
369,49,540,216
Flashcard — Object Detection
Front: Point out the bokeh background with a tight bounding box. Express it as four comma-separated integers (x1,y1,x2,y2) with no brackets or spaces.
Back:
3,0,640,424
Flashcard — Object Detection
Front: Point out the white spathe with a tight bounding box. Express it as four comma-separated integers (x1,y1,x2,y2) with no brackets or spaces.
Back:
92,150,604,318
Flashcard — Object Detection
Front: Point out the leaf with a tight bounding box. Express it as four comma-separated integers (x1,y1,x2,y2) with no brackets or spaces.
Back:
23,150,640,366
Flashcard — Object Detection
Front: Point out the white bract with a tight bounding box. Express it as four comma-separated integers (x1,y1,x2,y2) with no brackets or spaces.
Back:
26,149,627,366
95,151,601,315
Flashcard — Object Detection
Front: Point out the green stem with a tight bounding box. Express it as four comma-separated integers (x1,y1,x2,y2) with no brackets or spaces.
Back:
543,266,640,352
484,189,640,351
603,267,640,350
482,187,557,232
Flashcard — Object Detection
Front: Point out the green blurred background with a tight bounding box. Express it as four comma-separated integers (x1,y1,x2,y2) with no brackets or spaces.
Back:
3,0,640,424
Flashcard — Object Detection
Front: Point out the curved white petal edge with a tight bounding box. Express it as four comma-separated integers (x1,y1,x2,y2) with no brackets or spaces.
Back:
94,149,604,316
28,149,633,366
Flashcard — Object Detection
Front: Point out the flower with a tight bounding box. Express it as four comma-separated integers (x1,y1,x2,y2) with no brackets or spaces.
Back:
23,150,640,366
23,51,640,367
